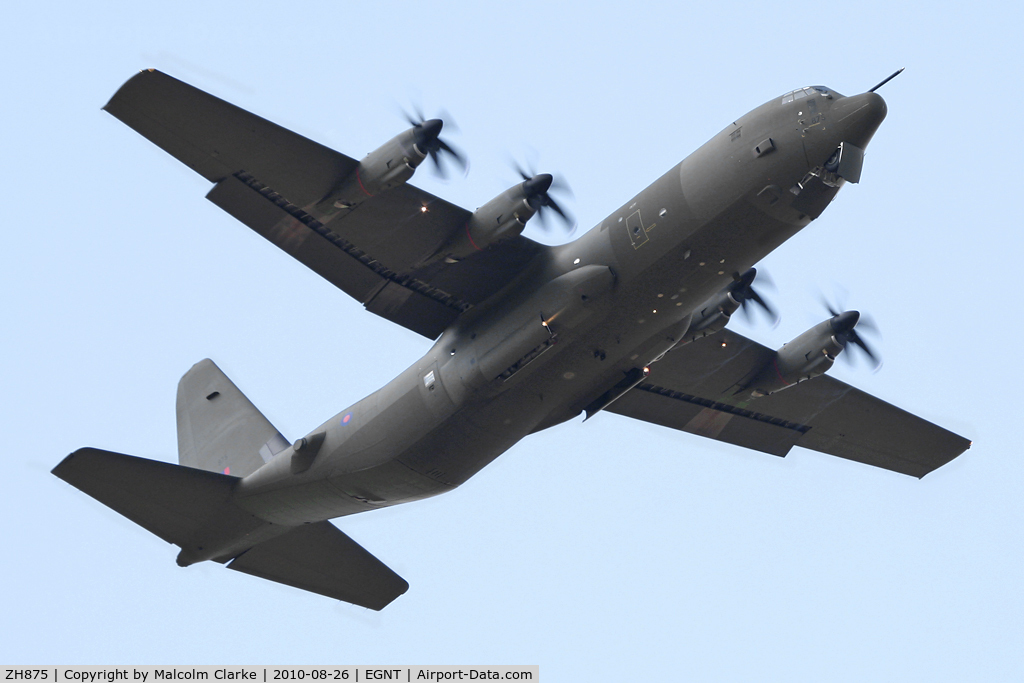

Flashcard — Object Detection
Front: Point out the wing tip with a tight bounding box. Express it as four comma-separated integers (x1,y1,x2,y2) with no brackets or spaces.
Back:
51,446,97,478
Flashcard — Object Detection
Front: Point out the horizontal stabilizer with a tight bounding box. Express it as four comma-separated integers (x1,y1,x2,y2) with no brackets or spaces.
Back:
228,521,409,610
52,448,264,549
53,450,405,606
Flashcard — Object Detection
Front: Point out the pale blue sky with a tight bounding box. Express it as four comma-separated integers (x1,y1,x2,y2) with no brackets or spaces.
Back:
3,1,1021,680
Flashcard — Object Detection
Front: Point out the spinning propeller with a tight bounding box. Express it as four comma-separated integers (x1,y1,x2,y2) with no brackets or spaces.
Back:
403,105,468,179
512,160,576,234
729,268,779,327
822,297,882,370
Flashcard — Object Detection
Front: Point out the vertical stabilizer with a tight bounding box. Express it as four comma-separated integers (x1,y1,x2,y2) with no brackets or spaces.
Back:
176,359,288,478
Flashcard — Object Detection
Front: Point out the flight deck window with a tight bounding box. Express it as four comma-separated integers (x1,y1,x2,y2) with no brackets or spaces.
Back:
783,86,834,105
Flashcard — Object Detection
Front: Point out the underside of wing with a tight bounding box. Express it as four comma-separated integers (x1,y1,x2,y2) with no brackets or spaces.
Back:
205,173,544,338
607,329,970,477
106,69,545,339
104,69,357,206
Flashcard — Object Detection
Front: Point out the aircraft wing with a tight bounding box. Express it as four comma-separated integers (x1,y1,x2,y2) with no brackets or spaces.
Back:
606,328,971,478
104,69,543,339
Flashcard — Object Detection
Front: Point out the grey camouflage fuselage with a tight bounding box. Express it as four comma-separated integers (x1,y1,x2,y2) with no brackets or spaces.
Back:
221,90,887,552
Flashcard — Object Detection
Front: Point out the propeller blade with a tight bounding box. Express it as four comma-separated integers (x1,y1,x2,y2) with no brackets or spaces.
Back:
820,295,841,318
508,159,576,235
730,268,780,326
437,139,468,174
848,329,881,370
549,175,575,199
827,306,883,371
535,205,551,232
855,311,880,336
748,289,779,324
428,150,448,179
738,299,753,323
543,197,575,234
436,108,460,135
401,105,469,180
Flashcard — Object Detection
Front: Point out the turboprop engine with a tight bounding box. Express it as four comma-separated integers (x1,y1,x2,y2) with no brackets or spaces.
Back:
432,172,572,263
316,118,465,212
683,268,777,343
742,310,877,397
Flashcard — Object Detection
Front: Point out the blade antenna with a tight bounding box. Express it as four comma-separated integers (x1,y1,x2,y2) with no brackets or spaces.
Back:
869,67,905,93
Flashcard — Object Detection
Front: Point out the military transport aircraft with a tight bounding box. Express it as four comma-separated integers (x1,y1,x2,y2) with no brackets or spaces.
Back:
53,69,970,610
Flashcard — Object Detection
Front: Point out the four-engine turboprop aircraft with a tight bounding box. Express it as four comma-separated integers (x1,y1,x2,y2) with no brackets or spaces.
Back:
53,69,970,610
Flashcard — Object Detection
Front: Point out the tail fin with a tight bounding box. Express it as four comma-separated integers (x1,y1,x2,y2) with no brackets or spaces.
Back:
176,359,289,477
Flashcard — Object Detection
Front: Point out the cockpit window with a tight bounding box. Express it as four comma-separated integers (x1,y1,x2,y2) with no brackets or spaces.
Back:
782,86,834,104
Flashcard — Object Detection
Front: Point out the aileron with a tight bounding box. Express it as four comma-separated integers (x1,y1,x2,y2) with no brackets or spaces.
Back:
104,69,357,205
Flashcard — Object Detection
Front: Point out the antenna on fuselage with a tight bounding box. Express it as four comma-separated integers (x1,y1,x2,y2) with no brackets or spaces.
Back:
869,67,905,93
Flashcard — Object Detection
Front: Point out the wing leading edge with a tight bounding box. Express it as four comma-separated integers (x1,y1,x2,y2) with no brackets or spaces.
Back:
105,69,545,339
607,329,970,478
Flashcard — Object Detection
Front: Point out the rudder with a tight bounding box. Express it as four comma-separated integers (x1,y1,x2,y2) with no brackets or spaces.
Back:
176,359,289,478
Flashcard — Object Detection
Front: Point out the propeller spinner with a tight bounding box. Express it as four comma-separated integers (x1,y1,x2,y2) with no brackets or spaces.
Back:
513,161,576,234
403,106,468,179
824,300,882,370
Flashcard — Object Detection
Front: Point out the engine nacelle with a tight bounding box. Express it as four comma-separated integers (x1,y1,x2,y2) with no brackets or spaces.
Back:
432,182,540,263
683,289,742,342
315,127,429,212
744,319,845,397
672,268,773,350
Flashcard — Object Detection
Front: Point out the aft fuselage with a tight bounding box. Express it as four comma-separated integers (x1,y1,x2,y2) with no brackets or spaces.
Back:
233,88,887,527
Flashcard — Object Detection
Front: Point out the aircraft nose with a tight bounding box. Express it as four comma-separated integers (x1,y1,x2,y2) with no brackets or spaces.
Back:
831,92,887,148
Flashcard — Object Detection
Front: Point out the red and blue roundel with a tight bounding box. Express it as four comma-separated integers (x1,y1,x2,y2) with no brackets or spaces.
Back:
340,412,353,426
